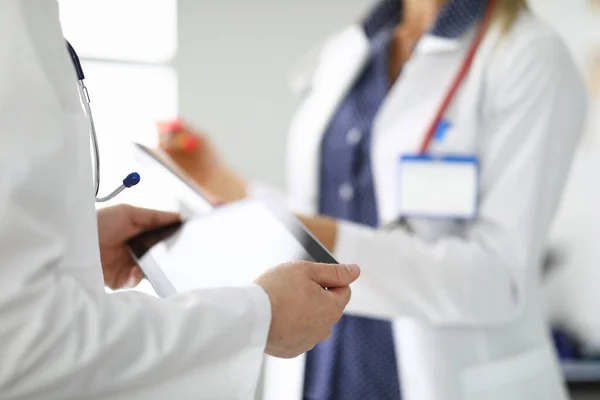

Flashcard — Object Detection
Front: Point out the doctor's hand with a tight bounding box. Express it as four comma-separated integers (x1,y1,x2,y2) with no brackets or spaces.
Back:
254,261,360,359
156,118,247,203
97,204,180,290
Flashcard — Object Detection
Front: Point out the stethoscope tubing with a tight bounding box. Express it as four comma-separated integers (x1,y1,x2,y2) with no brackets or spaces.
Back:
67,40,140,202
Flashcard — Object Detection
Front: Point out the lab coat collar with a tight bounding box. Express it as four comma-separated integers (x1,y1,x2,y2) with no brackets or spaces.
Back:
290,1,478,96
413,27,477,54
355,25,475,57
362,0,401,40
361,0,479,55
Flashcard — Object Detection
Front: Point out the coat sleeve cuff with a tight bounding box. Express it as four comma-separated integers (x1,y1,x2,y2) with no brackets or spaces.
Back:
245,283,272,348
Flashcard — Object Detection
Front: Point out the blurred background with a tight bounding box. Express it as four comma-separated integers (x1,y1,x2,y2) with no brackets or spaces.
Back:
58,0,599,397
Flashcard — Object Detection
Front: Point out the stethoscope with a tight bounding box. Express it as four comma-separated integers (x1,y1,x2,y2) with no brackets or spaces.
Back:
66,40,141,203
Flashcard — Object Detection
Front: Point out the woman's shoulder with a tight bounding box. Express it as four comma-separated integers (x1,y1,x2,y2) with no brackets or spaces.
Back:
482,9,584,95
490,10,573,65
483,10,587,112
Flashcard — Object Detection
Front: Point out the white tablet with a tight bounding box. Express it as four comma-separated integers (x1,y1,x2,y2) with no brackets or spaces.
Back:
127,198,337,298
132,142,214,217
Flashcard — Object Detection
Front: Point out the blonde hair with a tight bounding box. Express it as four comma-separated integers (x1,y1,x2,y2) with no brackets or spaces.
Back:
491,0,529,33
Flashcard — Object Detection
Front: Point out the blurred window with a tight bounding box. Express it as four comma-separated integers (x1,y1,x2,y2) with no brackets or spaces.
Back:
59,0,178,208
59,0,177,62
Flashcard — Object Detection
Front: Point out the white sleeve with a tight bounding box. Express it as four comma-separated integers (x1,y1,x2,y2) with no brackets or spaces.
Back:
335,33,588,326
0,2,270,400
1,280,271,399
247,180,288,203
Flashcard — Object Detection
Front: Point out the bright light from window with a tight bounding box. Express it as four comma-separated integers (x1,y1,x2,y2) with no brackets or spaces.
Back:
58,0,181,294
59,0,177,63
80,62,178,210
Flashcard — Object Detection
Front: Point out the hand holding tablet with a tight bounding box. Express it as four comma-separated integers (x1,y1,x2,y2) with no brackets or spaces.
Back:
255,261,360,359
128,140,361,359
125,199,360,359
127,198,339,297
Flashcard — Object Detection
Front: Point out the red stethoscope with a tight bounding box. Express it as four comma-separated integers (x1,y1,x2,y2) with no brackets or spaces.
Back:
419,0,498,154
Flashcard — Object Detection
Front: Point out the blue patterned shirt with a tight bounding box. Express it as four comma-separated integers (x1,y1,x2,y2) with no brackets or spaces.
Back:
304,1,487,399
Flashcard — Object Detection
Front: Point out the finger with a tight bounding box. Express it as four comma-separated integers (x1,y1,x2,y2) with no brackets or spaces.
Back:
316,327,332,343
121,274,143,289
307,263,360,288
129,266,145,286
266,344,316,359
157,119,184,135
126,206,181,238
113,265,144,290
108,267,131,290
162,132,199,153
326,286,352,311
104,273,118,290
111,261,136,290
157,119,203,151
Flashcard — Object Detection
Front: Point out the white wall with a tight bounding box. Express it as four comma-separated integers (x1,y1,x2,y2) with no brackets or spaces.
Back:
176,0,374,189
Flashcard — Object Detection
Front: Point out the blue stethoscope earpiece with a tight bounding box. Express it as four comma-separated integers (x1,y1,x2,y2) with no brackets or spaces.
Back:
124,172,141,188
95,172,141,203
66,39,141,203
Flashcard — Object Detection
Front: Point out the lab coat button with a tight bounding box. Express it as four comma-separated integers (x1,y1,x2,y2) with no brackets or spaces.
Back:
339,183,354,202
346,128,362,145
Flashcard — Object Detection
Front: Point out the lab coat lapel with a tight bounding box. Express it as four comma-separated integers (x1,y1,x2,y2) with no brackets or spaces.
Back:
371,29,476,226
286,25,370,215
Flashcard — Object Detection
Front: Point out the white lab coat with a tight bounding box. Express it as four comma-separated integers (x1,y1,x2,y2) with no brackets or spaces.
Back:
260,11,588,400
0,2,270,399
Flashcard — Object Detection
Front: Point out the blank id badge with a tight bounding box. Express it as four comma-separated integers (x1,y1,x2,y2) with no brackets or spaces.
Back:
397,155,479,220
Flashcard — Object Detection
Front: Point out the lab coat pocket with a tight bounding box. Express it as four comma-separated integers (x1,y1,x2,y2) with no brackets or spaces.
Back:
460,347,560,400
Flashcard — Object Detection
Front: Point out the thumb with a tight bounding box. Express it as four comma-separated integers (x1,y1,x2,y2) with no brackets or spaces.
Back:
308,263,360,288
126,206,181,237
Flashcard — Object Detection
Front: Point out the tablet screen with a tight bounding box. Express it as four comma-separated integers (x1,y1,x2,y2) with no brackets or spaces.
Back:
128,199,336,297
132,142,214,217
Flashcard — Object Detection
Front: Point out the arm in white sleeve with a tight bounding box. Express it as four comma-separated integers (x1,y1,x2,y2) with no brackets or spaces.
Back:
336,34,588,327
247,180,288,203
0,275,270,399
0,2,270,399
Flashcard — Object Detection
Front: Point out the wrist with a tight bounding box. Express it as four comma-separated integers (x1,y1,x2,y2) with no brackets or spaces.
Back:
247,283,273,346
253,282,279,346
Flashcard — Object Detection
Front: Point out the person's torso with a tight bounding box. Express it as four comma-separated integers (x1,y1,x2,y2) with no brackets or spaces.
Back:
264,10,569,400
1,1,106,298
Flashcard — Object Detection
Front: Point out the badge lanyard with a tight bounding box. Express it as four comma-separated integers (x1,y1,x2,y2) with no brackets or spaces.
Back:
418,0,498,155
